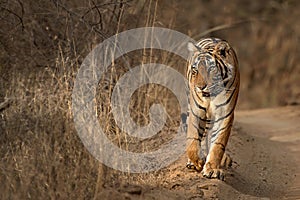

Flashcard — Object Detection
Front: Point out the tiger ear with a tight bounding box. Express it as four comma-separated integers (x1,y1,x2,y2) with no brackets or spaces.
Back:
187,42,199,52
216,41,230,57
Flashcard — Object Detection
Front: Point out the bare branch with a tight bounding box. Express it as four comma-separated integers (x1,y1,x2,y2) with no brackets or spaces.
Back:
194,18,266,39
0,6,24,31
0,98,11,111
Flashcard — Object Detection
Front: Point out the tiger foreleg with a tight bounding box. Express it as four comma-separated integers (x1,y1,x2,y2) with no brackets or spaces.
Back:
202,116,233,180
202,143,226,180
186,139,205,171
186,101,206,172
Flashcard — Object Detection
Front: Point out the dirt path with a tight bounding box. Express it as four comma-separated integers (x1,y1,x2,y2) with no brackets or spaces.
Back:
233,106,300,200
100,106,300,199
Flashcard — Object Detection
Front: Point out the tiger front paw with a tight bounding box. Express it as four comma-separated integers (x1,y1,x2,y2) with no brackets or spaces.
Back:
202,164,225,181
186,159,204,172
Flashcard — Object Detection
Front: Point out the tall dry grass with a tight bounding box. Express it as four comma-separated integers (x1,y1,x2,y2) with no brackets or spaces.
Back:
0,0,184,198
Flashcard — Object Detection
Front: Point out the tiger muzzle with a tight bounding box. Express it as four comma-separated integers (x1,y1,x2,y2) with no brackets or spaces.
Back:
194,85,211,97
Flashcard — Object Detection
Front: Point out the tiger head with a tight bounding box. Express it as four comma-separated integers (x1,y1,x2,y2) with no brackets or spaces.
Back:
187,38,238,98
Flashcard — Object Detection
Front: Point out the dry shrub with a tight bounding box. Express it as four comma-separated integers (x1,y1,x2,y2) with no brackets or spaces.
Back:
0,0,183,198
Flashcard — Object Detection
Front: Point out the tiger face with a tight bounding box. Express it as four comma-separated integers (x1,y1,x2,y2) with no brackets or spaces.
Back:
188,39,237,98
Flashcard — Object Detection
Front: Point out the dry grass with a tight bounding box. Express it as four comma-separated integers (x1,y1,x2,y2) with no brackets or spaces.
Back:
0,0,299,199
0,0,183,198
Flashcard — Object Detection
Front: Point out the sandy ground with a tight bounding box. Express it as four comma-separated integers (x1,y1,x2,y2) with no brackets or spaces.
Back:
98,105,300,199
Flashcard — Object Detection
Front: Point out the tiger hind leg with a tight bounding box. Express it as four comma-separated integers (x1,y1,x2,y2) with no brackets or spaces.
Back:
220,152,232,168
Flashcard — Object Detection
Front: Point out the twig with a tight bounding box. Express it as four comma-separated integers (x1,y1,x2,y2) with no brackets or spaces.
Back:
0,98,11,111
52,0,131,40
194,18,266,39
82,0,132,21
52,0,108,39
0,6,24,31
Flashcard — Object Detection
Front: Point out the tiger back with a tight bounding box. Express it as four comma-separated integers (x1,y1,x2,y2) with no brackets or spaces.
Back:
185,38,240,180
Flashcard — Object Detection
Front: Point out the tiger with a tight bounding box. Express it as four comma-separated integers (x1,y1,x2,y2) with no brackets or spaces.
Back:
185,38,240,180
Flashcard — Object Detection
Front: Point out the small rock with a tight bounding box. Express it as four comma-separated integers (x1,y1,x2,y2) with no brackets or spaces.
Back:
171,183,181,189
119,184,142,195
